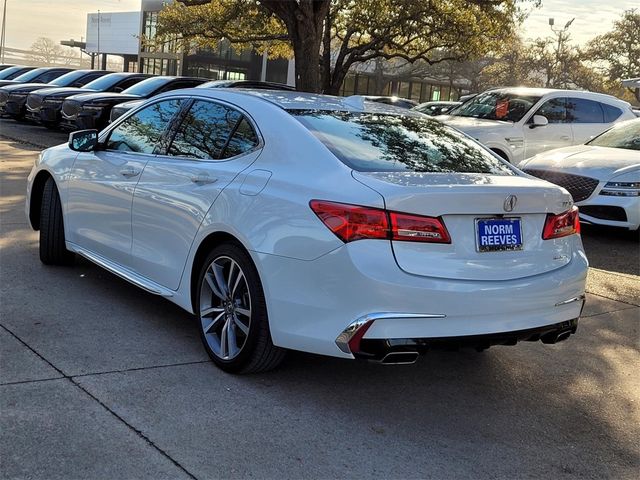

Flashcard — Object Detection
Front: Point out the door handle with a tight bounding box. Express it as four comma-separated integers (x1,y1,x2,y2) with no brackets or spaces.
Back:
190,173,218,185
120,166,141,178
560,135,571,141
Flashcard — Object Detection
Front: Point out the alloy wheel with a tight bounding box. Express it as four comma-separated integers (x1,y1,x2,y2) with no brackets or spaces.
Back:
199,255,251,360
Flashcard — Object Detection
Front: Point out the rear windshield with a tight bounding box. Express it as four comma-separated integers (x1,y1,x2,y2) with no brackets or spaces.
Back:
291,110,514,174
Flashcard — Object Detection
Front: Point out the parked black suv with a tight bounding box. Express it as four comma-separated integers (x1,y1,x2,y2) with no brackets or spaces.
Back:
60,76,207,130
26,72,150,129
1,70,111,120
0,67,73,88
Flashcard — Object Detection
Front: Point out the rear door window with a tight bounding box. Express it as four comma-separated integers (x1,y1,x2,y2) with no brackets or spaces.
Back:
168,100,242,160
292,110,514,174
566,98,604,123
106,99,183,153
221,117,259,158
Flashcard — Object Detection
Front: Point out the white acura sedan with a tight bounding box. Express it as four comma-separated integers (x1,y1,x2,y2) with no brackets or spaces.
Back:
26,90,588,373
520,118,640,231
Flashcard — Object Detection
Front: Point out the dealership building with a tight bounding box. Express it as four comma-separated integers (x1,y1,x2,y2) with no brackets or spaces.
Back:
82,0,469,101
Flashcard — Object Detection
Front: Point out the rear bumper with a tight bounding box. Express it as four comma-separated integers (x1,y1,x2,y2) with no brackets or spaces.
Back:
253,237,588,359
356,318,580,361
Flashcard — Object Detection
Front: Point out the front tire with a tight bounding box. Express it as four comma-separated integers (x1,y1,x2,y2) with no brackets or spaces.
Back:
196,243,285,373
39,177,74,265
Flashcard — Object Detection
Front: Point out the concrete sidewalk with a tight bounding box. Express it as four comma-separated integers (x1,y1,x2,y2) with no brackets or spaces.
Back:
1,139,639,479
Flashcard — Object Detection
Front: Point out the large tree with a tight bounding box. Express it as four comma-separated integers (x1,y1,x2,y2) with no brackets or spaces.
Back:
28,37,75,66
585,9,640,102
158,0,522,93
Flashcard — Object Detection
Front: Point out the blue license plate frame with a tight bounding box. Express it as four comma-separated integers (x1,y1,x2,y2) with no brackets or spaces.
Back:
475,217,523,252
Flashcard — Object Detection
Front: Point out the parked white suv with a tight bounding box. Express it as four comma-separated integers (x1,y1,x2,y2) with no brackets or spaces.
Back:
436,88,635,164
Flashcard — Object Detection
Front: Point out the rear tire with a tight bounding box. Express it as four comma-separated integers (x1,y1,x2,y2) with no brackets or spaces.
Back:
39,177,75,265
196,243,285,373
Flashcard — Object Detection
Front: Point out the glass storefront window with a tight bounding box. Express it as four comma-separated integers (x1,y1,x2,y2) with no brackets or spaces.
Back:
342,75,356,96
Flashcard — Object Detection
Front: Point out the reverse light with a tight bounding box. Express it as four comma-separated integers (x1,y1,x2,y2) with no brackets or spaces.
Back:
542,206,580,240
309,200,451,244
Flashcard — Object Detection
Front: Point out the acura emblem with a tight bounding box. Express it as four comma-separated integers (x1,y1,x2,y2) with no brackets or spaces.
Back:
503,195,517,212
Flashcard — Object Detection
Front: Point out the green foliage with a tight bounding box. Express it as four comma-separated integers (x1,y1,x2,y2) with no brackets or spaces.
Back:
585,9,640,102
157,0,522,92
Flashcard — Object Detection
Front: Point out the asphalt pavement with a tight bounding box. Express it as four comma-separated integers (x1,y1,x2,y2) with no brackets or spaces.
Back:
1,119,639,479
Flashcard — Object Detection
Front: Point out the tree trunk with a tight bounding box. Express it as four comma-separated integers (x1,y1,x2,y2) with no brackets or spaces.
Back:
291,23,323,92
261,0,330,93
324,62,349,95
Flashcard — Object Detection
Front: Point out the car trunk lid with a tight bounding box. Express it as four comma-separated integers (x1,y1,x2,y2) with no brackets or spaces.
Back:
353,171,575,281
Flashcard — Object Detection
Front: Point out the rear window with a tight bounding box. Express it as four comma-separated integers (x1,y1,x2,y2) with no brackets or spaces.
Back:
291,110,514,174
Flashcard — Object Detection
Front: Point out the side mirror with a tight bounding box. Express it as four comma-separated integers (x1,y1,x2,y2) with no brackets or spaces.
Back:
69,129,99,152
530,115,549,129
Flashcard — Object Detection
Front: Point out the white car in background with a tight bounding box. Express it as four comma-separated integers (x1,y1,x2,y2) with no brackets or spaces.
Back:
520,118,640,231
437,88,635,164
26,90,587,373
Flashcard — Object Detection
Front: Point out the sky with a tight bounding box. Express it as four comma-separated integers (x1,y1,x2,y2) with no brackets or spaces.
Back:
0,0,635,51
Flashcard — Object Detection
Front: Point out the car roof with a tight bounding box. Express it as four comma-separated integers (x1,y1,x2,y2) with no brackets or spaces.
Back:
224,90,420,114
485,87,630,106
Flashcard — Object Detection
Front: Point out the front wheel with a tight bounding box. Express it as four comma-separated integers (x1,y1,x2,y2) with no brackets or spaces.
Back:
196,243,285,373
39,177,75,265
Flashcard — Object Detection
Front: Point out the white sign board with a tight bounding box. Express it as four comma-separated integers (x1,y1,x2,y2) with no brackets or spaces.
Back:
85,12,141,55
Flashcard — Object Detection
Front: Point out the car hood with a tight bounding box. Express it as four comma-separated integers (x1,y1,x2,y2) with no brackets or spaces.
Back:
68,92,140,103
0,80,20,88
1,82,49,93
519,145,640,180
35,87,94,98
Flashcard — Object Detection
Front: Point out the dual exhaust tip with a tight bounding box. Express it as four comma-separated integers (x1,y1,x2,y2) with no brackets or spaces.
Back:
378,351,420,365
374,328,574,364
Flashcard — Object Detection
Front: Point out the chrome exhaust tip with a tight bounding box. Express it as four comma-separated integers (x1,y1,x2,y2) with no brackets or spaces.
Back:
541,329,572,344
379,351,419,365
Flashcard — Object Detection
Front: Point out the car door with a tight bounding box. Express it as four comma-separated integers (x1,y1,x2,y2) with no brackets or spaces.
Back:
565,97,609,144
65,98,184,267
523,97,573,158
130,98,262,290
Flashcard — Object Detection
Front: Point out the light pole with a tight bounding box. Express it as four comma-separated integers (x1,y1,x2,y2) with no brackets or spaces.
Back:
97,9,101,70
0,0,7,64
549,17,575,88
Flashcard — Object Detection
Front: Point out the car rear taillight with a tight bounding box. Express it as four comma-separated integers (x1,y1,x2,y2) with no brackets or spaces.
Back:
542,206,580,240
389,211,451,243
309,200,388,242
309,200,450,244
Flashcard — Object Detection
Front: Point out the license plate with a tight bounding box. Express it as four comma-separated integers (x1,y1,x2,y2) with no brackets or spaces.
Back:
476,217,523,252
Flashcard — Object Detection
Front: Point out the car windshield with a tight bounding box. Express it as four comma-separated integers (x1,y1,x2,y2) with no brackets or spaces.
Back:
11,68,48,83
0,66,28,80
49,70,87,87
587,120,640,151
292,110,514,174
122,77,170,96
83,74,127,91
448,91,541,122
